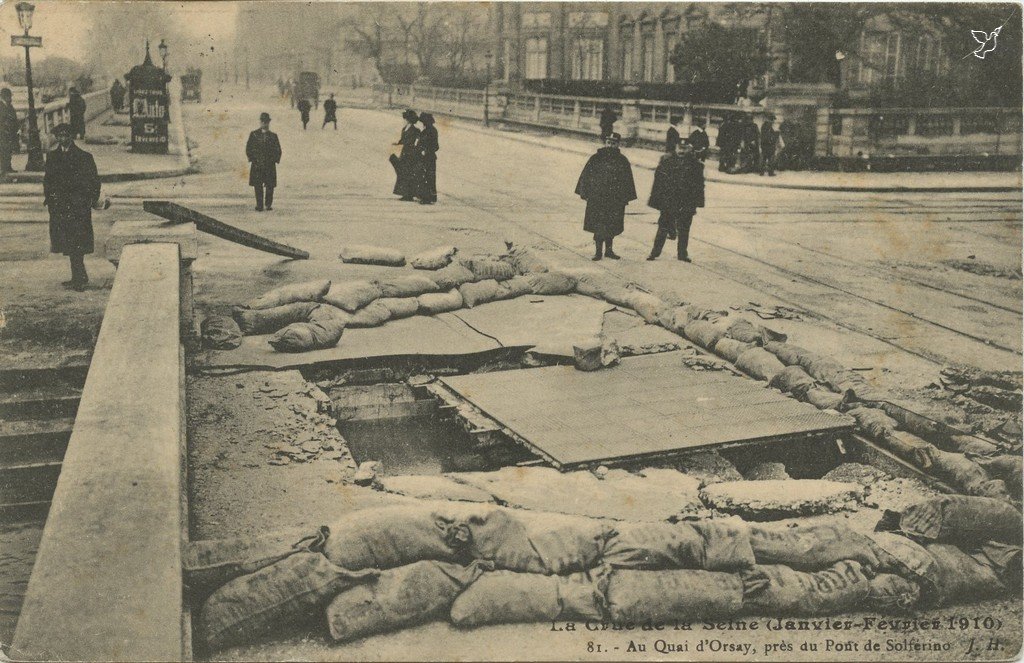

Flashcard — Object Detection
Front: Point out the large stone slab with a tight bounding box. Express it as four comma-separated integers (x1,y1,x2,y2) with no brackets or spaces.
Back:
700,479,865,520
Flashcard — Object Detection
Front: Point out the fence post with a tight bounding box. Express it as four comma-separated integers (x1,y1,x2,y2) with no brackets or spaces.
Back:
533,95,541,122
573,99,581,128
620,99,640,142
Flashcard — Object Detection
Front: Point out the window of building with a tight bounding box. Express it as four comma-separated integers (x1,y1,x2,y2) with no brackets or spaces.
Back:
524,37,548,79
522,12,551,30
571,38,605,80
502,39,513,81
857,31,901,85
665,32,678,82
621,29,634,80
641,33,656,81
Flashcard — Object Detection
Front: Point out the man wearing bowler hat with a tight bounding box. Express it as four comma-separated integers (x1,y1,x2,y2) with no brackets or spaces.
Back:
44,123,101,291
246,112,282,211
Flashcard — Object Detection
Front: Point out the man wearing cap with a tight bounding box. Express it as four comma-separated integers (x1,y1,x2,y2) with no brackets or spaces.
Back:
44,123,101,290
646,138,704,263
575,132,636,261
688,118,710,162
246,112,282,211
392,109,420,201
0,88,18,174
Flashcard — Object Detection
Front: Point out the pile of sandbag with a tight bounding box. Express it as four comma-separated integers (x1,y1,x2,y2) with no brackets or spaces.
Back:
193,501,1017,652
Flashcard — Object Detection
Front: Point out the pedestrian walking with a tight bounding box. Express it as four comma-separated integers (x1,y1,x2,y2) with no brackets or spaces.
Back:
44,123,101,291
715,114,739,173
646,139,704,263
287,80,295,109
246,112,282,212
109,79,125,113
688,119,710,162
392,109,420,201
739,114,760,173
68,88,86,140
0,88,19,174
599,104,617,140
759,114,781,176
322,93,338,130
297,98,311,130
665,116,681,153
575,132,636,261
416,113,438,204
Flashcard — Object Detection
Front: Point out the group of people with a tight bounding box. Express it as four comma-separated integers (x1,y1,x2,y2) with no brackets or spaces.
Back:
297,93,338,130
576,131,704,263
715,112,782,176
390,109,439,205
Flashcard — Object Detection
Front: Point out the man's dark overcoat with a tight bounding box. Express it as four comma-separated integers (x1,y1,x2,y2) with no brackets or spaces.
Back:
69,94,86,137
575,146,636,239
393,124,421,197
648,152,705,226
246,129,282,188
44,144,100,255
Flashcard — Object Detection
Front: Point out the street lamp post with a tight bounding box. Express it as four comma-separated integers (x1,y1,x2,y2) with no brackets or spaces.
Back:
13,2,44,171
483,50,493,128
158,39,168,71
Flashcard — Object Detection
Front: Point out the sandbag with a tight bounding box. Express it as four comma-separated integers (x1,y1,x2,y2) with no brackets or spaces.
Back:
769,365,816,395
347,300,393,328
199,552,377,652
418,289,464,315
459,279,502,308
659,306,690,336
268,317,345,352
461,507,612,575
461,256,516,282
750,523,879,570
573,272,623,301
201,315,243,349
829,370,886,402
573,337,603,372
233,301,319,336
322,505,471,570
974,541,1024,589
922,543,1008,607
245,279,330,310
866,573,921,613
713,338,753,364
527,271,577,296
868,532,936,584
429,263,476,290
627,292,666,325
802,387,846,410
326,561,486,642
763,341,813,367
507,246,549,275
339,244,406,266
375,274,439,298
848,406,898,440
495,275,533,300
185,527,328,603
976,455,1024,495
876,495,1022,545
449,569,606,626
323,280,382,313
735,347,785,382
798,353,846,386
603,520,754,571
377,297,419,319
603,286,638,309
745,561,871,616
929,449,1008,498
410,245,457,270
683,320,725,350
725,319,786,345
606,569,747,624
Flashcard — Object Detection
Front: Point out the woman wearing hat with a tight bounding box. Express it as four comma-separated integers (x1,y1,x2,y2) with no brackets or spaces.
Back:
392,109,421,201
246,112,282,211
575,132,636,261
415,113,438,204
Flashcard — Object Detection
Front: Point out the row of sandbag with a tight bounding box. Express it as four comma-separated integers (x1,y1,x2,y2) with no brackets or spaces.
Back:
592,282,1021,502
192,498,1019,650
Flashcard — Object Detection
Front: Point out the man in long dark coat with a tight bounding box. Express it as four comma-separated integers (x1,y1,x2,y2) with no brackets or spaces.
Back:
599,105,617,140
45,124,100,290
416,112,438,204
297,98,311,130
759,114,781,176
739,114,761,173
68,88,86,139
646,139,704,263
0,88,19,174
392,109,420,201
246,112,281,212
688,119,710,162
715,114,739,172
575,132,636,261
322,93,338,130
665,116,681,153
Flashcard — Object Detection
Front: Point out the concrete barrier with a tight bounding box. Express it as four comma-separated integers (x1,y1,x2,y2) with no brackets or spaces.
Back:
12,243,187,661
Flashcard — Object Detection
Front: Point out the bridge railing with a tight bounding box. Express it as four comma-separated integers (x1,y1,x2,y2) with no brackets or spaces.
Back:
14,89,111,148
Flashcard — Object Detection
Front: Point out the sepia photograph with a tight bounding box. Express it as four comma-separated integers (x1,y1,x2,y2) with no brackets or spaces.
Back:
0,1,1021,661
